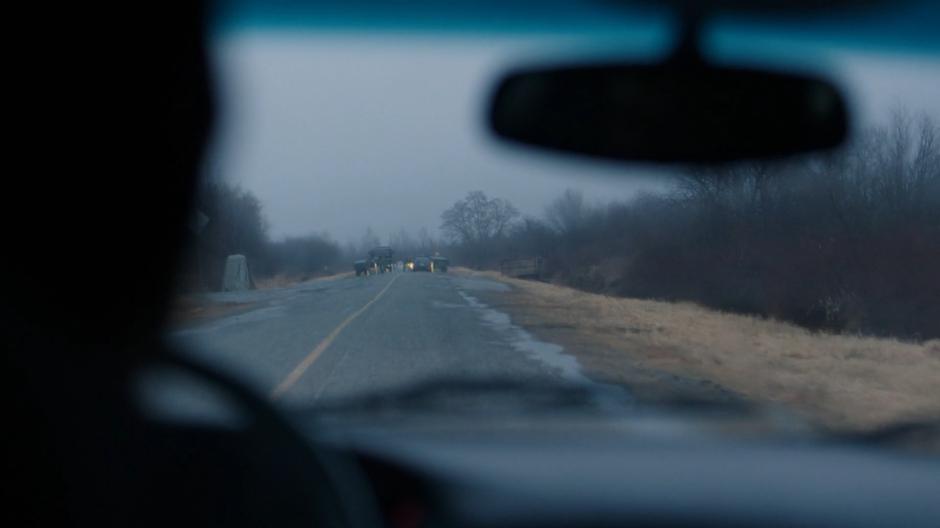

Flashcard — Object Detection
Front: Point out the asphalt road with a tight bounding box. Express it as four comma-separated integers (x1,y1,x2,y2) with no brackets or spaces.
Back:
170,271,590,407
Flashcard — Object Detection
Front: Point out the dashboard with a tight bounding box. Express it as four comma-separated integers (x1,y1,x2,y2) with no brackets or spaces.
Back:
309,416,940,528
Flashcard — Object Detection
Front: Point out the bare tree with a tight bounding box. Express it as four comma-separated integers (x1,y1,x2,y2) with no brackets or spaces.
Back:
269,233,341,275
358,227,381,254
440,191,519,244
417,227,436,255
388,228,415,255
198,181,269,259
545,189,589,235
189,181,270,288
436,111,939,339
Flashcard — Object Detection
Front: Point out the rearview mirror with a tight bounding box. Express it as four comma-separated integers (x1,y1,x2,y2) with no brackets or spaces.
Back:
488,63,848,163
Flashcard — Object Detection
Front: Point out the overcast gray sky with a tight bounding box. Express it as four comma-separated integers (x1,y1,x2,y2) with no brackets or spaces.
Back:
207,33,940,244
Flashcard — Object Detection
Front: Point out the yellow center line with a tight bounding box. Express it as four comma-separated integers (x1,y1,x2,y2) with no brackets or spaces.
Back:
269,273,400,401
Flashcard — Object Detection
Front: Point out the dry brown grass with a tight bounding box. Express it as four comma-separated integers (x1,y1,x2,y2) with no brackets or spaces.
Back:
168,297,253,325
458,268,940,431
171,271,353,325
254,271,353,290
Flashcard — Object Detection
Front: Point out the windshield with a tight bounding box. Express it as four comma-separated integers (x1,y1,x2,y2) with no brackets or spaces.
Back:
166,0,940,435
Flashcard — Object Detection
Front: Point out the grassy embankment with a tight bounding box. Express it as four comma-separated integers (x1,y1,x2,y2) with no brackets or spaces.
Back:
458,268,940,430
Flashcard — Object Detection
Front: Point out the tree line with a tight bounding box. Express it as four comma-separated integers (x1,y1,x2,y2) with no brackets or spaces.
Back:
441,112,939,340
178,181,342,291
179,111,938,340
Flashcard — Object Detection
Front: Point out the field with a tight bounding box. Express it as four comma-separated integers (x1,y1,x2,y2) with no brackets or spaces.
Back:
464,269,940,431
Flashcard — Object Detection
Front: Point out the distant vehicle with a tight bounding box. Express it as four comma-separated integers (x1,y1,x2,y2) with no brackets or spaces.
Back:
353,259,373,277
405,258,415,271
413,256,433,272
369,246,395,273
431,256,449,272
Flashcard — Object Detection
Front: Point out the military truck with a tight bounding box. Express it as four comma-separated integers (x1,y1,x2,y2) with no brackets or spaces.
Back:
353,259,374,277
431,256,449,272
369,246,395,273
412,256,433,272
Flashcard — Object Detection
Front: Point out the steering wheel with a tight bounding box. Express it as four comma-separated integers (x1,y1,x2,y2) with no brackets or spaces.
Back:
150,352,383,528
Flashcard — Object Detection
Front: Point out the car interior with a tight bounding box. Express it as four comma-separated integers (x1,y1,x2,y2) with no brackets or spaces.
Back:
6,1,939,527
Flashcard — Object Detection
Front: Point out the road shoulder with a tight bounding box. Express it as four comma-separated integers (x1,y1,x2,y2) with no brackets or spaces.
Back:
170,271,354,328
454,268,940,431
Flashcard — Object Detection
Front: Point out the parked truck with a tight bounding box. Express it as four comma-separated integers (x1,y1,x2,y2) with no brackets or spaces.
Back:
431,256,449,272
412,256,433,272
354,259,375,276
368,246,395,273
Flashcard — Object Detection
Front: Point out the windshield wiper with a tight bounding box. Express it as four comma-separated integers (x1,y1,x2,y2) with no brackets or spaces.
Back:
309,377,611,414
826,420,940,453
301,375,754,417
